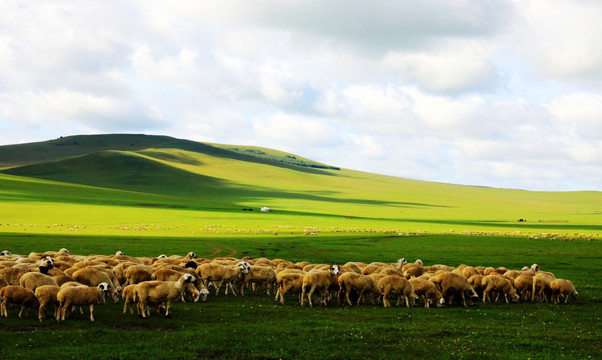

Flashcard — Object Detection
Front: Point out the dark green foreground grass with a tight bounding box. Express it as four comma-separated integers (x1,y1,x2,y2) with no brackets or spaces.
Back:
0,233,600,360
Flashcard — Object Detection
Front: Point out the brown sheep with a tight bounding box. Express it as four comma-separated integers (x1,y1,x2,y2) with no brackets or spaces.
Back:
275,272,304,305
196,262,250,296
72,267,120,303
410,277,445,308
34,285,60,321
514,272,536,301
550,279,578,304
301,265,340,307
429,272,479,307
19,272,58,291
481,275,520,303
532,272,556,302
377,275,417,308
0,285,40,318
240,265,277,296
337,272,381,306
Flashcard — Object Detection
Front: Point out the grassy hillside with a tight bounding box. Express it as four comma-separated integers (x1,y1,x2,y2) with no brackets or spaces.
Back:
0,134,600,238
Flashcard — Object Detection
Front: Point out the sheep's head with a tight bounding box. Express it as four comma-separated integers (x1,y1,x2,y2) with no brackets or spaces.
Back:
237,262,251,274
0,250,11,256
184,261,198,269
38,259,54,274
58,248,69,256
183,274,195,283
157,254,168,259
530,264,540,272
115,251,125,256
198,288,210,302
437,297,446,308
415,259,423,266
187,251,197,259
330,265,340,276
511,293,520,303
398,258,407,266
521,266,530,271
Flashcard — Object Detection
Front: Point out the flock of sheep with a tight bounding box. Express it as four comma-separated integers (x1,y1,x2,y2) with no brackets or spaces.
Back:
0,248,579,322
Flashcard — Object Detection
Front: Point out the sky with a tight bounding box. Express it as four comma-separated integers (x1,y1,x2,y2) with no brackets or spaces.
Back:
1,0,601,191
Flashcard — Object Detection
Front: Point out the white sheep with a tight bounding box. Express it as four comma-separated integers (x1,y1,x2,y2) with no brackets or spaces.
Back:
377,275,417,307
301,265,340,307
56,283,111,321
134,274,196,318
196,262,250,296
337,272,381,306
19,272,58,291
550,279,578,304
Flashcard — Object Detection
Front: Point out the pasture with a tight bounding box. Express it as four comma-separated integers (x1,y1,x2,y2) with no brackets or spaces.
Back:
0,232,600,360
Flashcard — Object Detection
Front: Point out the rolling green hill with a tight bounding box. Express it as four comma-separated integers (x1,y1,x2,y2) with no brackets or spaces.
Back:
0,134,600,237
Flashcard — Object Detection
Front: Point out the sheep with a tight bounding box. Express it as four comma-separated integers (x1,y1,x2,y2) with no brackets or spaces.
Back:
467,275,486,298
56,283,111,321
337,272,381,306
34,285,60,321
1,250,12,256
196,262,250,296
481,275,520,303
395,258,408,271
19,272,58,291
550,279,578,304
409,277,445,308
151,268,204,302
0,285,40,318
532,272,556,302
275,272,304,305
514,272,536,301
72,267,120,303
377,275,418,308
429,272,479,307
240,265,277,296
301,265,340,307
134,274,196,318
112,262,142,284
124,266,154,286
461,266,479,279
503,270,524,280
0,267,32,285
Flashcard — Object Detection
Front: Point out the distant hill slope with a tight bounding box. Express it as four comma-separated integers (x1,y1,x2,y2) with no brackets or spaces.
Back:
0,134,337,174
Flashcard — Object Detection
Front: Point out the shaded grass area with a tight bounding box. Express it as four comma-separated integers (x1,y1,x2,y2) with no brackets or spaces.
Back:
0,233,600,359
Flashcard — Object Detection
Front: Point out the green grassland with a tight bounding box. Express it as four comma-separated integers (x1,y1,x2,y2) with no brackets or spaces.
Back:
0,134,600,359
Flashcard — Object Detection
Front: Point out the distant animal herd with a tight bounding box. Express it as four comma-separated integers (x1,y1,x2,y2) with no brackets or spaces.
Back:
0,248,578,322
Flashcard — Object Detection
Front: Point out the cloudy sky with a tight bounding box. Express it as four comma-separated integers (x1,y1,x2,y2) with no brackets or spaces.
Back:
1,0,601,191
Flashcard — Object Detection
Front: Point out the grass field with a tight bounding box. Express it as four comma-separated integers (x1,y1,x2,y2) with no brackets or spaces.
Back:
0,233,600,360
0,134,600,359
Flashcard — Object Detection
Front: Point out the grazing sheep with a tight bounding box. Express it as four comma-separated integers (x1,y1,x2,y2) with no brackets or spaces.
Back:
34,285,60,321
377,275,418,308
0,285,40,318
461,266,479,279
503,270,524,280
275,272,304,305
301,265,340,307
19,272,58,291
429,272,479,307
532,272,556,302
337,272,381,306
240,265,277,296
124,266,153,286
481,275,520,303
514,272,536,301
467,275,486,298
134,274,196,318
56,283,111,321
112,262,142,284
550,279,578,304
410,277,445,308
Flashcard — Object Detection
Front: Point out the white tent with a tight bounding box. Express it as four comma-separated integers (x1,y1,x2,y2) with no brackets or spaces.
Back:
261,207,271,212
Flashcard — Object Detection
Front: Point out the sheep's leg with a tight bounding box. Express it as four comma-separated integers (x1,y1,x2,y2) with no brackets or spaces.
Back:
337,286,344,304
405,295,410,308
274,286,280,302
18,305,25,318
215,281,223,295
357,289,366,306
228,282,237,296
461,293,468,307
123,298,130,314
138,301,146,318
165,301,173,318
307,285,317,307
301,286,307,306
383,289,391,308
38,303,45,322
89,305,95,322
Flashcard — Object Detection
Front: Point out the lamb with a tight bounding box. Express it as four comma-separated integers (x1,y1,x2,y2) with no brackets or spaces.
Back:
481,275,520,303
377,275,418,308
428,272,479,307
34,285,60,321
56,283,111,321
550,279,578,304
337,272,381,306
0,285,40,318
134,274,196,318
275,272,304,305
301,265,340,307
19,272,58,291
196,262,250,296
409,277,445,308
